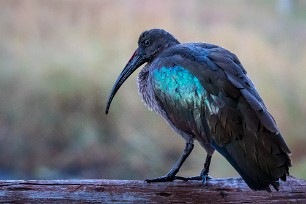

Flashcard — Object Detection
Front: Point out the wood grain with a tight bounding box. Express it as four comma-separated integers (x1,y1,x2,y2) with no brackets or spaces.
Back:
0,176,305,203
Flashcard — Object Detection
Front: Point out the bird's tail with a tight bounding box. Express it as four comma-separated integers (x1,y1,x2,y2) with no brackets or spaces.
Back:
212,132,291,192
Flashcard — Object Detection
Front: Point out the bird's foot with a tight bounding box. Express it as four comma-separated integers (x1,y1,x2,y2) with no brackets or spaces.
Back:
145,174,188,182
184,174,212,185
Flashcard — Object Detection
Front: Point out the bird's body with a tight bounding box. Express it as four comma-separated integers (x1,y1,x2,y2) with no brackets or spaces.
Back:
106,29,291,191
138,56,214,154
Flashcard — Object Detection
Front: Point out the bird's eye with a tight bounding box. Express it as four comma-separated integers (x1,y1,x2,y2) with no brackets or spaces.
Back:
144,40,151,47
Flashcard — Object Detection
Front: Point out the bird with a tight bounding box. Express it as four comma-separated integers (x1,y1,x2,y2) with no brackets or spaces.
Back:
105,28,291,191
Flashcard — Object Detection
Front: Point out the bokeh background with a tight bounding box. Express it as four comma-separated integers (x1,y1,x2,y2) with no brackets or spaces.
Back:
0,0,306,180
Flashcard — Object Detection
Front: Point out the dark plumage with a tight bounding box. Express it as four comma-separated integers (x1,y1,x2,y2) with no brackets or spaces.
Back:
105,29,291,191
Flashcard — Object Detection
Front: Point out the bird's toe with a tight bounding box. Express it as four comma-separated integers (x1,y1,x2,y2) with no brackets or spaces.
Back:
202,174,212,186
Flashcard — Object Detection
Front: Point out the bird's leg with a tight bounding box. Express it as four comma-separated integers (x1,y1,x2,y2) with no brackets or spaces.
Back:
185,154,213,185
145,143,194,182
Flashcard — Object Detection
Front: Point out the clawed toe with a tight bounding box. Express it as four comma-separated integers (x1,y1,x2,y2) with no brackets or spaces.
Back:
183,174,212,185
201,174,212,185
184,176,202,181
146,174,212,185
145,175,188,183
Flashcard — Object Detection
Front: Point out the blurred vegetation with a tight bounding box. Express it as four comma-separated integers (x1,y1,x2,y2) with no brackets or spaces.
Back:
0,0,306,180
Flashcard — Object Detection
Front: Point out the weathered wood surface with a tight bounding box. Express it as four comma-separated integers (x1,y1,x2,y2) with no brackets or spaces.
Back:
0,176,305,203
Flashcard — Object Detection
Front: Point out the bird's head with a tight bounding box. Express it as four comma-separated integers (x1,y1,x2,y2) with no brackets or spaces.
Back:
105,29,179,114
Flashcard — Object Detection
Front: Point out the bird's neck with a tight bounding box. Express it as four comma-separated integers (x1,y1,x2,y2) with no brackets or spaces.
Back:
137,63,156,111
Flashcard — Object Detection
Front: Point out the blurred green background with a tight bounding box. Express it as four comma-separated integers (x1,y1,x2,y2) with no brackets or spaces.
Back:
0,0,306,180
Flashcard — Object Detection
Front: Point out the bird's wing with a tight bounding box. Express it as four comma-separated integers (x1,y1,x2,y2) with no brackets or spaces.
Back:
153,43,291,191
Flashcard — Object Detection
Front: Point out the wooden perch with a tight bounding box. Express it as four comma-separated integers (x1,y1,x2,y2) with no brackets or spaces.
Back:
0,176,305,203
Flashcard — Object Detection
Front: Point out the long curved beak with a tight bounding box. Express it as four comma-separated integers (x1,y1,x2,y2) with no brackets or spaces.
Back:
105,48,145,114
